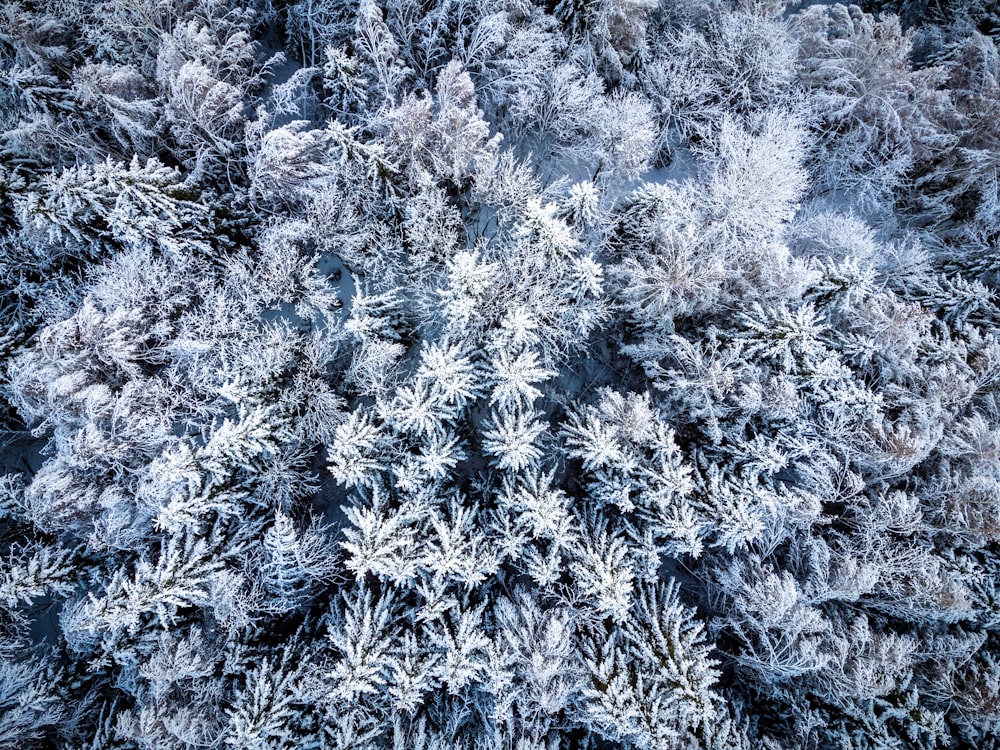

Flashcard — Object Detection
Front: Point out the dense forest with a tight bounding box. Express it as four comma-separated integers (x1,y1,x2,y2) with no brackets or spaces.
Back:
1,0,999,747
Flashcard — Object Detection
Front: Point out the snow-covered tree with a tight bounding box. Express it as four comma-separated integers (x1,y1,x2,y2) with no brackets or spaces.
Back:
2,0,1000,747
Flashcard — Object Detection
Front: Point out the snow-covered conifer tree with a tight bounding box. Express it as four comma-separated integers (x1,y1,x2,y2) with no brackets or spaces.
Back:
2,0,1000,747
